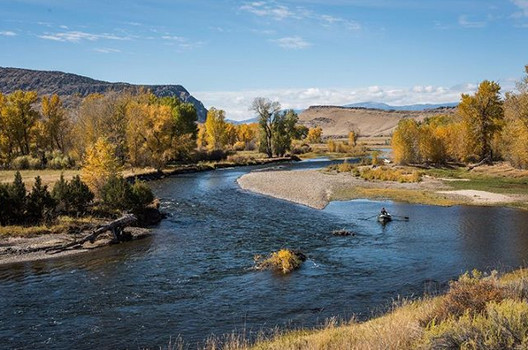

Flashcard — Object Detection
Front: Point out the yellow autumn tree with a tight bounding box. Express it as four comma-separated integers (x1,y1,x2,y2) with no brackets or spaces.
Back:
236,123,257,150
204,107,227,151
503,66,528,168
41,94,68,152
348,130,358,147
391,119,420,164
458,80,504,163
307,126,322,143
81,137,121,196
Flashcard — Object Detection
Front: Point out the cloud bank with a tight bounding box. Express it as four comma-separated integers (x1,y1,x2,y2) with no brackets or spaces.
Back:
195,84,480,121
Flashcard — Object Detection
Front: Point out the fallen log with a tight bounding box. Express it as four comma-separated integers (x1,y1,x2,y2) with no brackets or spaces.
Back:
468,156,491,171
46,214,137,254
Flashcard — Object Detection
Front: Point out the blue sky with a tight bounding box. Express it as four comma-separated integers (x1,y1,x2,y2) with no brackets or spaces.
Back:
1,0,527,119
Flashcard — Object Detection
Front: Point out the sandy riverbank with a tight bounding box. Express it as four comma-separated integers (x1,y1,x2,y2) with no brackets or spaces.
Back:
0,227,151,266
237,169,523,209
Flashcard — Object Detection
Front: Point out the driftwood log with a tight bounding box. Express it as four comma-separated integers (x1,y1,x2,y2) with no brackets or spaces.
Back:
46,214,137,254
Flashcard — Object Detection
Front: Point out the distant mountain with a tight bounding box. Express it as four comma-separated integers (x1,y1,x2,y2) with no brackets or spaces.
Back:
228,109,306,125
0,67,208,122
344,101,458,111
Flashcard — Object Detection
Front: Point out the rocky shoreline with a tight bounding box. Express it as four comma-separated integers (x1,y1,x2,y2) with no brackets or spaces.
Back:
0,226,151,266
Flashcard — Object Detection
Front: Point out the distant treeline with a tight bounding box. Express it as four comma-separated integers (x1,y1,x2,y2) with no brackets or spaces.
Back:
0,90,313,171
392,65,528,169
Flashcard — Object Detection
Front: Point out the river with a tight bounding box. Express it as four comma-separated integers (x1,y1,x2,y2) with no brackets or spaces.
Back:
1,159,528,349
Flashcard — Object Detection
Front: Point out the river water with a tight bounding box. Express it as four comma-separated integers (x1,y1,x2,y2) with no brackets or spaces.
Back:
2,159,528,349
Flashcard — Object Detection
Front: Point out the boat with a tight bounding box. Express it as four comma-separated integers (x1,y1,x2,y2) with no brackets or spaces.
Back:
378,213,392,223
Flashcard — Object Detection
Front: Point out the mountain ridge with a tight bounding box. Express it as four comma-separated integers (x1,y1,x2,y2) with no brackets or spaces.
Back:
0,67,208,122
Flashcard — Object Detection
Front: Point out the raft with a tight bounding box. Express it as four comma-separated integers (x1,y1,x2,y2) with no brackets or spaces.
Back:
378,213,392,223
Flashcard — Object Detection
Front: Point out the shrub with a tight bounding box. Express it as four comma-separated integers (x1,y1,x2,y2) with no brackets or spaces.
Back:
254,249,306,274
25,176,56,223
52,174,94,215
337,161,354,173
422,300,528,349
101,176,134,211
101,176,154,214
233,141,246,151
130,180,154,211
47,154,74,169
7,171,27,224
359,166,422,183
423,270,508,326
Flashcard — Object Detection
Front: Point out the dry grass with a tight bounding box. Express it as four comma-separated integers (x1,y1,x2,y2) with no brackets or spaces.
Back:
196,269,528,350
0,216,101,237
360,166,423,183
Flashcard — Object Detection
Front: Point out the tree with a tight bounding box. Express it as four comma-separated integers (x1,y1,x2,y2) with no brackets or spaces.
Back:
348,130,359,147
392,119,421,164
503,66,528,168
251,98,281,158
81,137,121,197
204,107,227,151
0,90,39,156
41,94,68,152
26,176,56,223
458,80,504,162
307,126,322,143
237,123,257,150
271,109,298,156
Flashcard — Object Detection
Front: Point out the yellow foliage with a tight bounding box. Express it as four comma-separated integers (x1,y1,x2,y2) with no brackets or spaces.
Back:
204,107,227,151
255,249,304,274
307,126,322,143
81,137,121,196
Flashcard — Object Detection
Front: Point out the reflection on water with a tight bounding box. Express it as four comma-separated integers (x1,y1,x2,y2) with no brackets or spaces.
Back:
1,159,528,349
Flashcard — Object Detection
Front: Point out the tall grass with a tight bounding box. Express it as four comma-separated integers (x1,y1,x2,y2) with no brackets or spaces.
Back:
179,269,528,350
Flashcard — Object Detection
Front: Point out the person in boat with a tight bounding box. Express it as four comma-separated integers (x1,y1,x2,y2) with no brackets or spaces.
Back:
380,207,388,216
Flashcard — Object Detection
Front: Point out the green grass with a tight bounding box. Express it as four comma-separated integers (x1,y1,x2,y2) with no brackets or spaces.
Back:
425,168,528,196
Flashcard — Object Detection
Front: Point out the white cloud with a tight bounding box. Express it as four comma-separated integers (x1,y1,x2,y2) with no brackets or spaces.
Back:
240,1,298,20
272,36,311,49
93,48,121,53
38,31,131,43
458,15,486,28
161,35,204,50
195,84,478,121
511,0,528,17
239,1,360,30
0,31,16,36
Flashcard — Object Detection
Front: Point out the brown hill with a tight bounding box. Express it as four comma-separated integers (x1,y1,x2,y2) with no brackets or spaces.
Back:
0,67,208,122
299,106,455,137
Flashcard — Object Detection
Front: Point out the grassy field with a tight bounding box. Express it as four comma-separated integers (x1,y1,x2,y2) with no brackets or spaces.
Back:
331,187,462,207
197,269,528,350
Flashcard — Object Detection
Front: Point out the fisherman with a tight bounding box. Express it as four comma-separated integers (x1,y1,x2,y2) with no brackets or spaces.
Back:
380,207,388,215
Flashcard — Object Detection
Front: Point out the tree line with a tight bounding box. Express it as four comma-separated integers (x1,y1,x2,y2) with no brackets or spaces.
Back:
0,91,313,171
392,65,528,169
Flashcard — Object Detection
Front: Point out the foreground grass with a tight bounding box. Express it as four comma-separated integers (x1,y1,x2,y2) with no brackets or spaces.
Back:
197,269,528,350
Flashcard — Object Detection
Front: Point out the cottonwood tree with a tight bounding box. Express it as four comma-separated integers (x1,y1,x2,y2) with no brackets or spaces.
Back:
272,109,298,156
0,90,39,156
458,80,504,163
81,137,121,197
204,107,227,151
503,66,528,168
41,94,68,152
251,97,281,157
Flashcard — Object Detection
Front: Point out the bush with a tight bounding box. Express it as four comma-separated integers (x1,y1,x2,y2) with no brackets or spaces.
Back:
359,166,422,183
233,141,246,151
422,300,528,349
254,249,306,274
131,180,154,211
25,176,56,223
52,175,94,215
337,161,354,173
11,155,42,170
101,176,154,214
424,270,508,326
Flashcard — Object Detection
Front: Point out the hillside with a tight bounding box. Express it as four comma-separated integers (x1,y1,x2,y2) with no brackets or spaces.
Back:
299,105,455,137
0,67,208,121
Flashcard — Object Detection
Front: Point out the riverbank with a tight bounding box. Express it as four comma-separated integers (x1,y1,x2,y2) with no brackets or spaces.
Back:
237,164,528,209
0,224,151,266
239,268,528,349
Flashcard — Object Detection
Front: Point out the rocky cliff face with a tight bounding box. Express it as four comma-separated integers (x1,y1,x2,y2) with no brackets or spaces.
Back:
0,67,208,122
